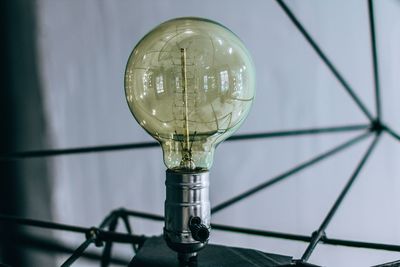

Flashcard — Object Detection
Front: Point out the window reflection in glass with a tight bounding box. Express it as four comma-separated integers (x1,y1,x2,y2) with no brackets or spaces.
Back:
220,70,229,92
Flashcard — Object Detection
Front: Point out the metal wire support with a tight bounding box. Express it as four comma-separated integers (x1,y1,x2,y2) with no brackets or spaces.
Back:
368,0,382,120
124,209,400,253
384,124,400,142
0,213,88,233
275,0,374,122
101,218,119,267
61,238,96,267
100,209,139,267
0,211,145,266
0,124,369,161
211,130,372,214
61,212,118,267
58,224,145,266
13,232,131,265
300,133,381,261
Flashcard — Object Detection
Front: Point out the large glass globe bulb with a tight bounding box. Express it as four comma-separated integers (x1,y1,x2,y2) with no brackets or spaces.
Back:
125,17,255,171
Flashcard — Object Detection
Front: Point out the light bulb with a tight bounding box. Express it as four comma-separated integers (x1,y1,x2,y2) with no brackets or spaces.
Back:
125,17,255,171
124,17,255,262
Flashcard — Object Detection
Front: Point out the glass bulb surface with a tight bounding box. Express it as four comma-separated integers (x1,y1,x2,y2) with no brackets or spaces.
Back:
125,17,255,170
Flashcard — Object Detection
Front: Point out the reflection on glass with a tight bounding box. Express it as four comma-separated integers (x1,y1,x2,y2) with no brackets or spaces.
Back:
203,76,208,91
156,75,164,94
220,70,229,92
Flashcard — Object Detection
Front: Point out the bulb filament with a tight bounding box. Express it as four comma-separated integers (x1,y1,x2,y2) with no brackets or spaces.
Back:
180,48,195,170
180,48,190,150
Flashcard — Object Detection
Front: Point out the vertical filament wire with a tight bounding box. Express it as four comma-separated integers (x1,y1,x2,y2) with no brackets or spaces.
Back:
180,48,190,151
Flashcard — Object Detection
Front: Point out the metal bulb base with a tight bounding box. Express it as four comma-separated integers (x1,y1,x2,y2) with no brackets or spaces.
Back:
164,169,211,261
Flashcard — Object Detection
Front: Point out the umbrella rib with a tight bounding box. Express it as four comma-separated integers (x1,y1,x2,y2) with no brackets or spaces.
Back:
368,0,382,120
275,0,374,122
0,124,369,161
301,133,381,262
211,130,372,214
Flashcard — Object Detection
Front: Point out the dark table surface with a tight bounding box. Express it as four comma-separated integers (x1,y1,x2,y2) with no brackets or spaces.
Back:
129,236,293,267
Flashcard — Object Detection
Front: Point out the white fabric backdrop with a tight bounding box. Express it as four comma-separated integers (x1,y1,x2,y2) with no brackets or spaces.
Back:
35,0,400,266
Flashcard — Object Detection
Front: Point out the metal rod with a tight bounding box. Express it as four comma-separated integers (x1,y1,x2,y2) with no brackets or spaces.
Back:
275,0,374,121
372,260,400,267
211,130,372,214
368,0,382,120
0,141,159,161
61,238,94,267
120,213,138,253
213,223,400,253
228,124,370,141
384,125,400,142
7,208,400,262
0,213,87,233
301,133,381,261
0,213,144,244
124,210,311,242
124,210,400,252
123,210,164,221
101,218,119,267
0,124,370,161
99,211,119,229
16,233,130,265
97,230,144,244
325,237,400,253
212,223,310,242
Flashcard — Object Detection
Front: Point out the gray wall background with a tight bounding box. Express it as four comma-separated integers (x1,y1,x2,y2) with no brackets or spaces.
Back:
34,0,400,266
